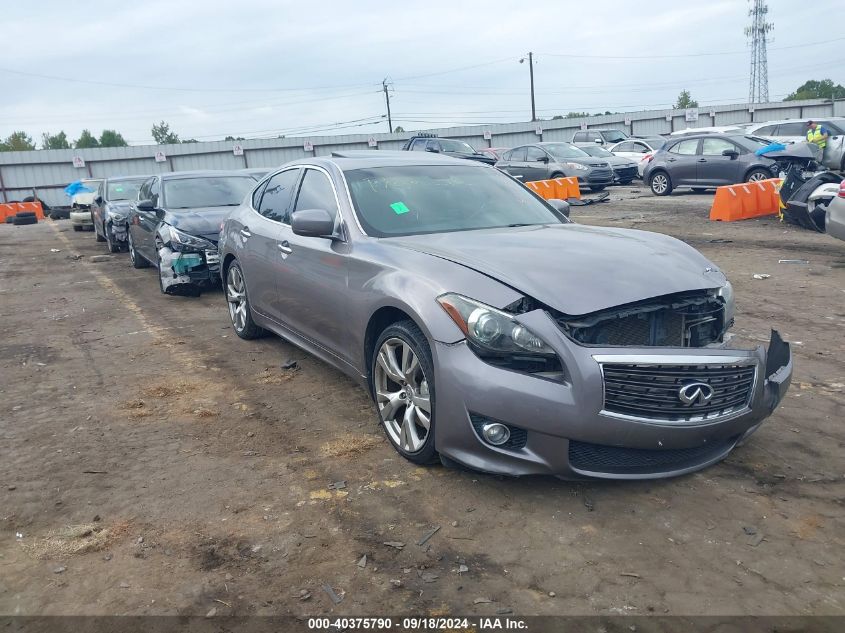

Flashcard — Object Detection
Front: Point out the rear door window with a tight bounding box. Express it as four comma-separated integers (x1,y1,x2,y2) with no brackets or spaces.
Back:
258,168,300,223
754,124,776,136
669,139,700,155
572,132,586,143
701,138,739,155
506,147,526,162
776,122,806,136
525,147,547,162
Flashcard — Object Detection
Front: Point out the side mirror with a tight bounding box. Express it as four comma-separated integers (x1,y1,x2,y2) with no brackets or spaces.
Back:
548,198,571,219
154,208,165,220
95,196,104,205
537,155,549,163
595,138,603,144
291,208,335,238
722,149,739,159
136,199,155,211
425,146,440,153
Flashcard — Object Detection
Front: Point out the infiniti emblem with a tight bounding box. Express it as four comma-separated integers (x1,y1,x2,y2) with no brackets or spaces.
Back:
678,382,715,406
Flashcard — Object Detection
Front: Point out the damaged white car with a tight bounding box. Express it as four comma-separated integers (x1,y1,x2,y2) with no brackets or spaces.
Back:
126,171,257,296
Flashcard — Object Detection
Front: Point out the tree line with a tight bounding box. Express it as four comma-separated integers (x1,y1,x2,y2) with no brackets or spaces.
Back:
0,120,196,151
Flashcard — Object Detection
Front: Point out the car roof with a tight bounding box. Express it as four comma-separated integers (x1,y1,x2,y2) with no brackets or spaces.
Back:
104,175,152,182
749,117,845,129
158,170,256,181
307,150,485,171
665,133,752,141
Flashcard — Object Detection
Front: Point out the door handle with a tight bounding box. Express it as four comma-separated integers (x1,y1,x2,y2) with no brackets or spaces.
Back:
697,159,707,163
240,227,251,238
667,158,677,162
278,241,292,254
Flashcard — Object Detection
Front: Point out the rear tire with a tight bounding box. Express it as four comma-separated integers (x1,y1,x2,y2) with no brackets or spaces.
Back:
371,320,438,466
128,231,149,268
72,225,82,232
13,215,37,225
649,171,673,196
589,185,606,192
225,260,264,339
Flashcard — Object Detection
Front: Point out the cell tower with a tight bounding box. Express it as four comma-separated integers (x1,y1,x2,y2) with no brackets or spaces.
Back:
746,0,773,103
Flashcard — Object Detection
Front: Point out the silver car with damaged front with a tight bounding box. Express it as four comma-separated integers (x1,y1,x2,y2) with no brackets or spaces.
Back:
218,151,793,480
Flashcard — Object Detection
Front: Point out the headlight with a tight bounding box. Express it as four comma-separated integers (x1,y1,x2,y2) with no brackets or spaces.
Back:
165,225,214,252
562,162,589,171
717,281,735,325
437,293,557,357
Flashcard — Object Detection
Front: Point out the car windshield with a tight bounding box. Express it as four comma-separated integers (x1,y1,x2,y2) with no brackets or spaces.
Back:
600,130,627,142
543,143,589,160
581,146,613,157
163,176,255,209
107,179,145,201
439,139,476,154
345,165,566,237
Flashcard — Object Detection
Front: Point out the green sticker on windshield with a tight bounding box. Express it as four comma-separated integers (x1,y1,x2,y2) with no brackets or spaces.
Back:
390,201,410,215
114,186,124,192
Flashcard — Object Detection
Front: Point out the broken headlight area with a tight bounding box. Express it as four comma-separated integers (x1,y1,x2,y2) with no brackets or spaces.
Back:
556,289,732,348
438,293,564,380
163,225,216,252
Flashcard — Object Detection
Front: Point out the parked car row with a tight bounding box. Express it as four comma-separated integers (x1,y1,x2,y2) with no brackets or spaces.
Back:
70,150,794,481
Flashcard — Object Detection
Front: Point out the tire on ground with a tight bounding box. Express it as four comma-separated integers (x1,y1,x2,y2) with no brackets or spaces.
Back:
13,215,38,225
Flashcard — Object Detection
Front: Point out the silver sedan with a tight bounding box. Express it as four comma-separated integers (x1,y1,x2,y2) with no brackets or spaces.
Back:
219,151,792,479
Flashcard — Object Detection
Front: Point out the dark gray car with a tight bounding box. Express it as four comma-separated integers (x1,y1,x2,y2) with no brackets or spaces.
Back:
578,145,638,184
219,150,792,480
495,143,615,191
643,134,778,196
91,176,150,253
127,170,256,296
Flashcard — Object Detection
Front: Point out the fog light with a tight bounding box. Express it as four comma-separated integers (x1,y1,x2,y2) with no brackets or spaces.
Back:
482,422,510,446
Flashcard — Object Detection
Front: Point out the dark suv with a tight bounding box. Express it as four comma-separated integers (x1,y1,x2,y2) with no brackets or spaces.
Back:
402,135,496,165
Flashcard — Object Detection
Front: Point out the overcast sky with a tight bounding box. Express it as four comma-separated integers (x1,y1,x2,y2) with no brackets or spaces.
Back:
2,0,843,146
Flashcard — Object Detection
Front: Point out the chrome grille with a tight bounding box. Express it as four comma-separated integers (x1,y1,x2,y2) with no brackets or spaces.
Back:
601,363,756,422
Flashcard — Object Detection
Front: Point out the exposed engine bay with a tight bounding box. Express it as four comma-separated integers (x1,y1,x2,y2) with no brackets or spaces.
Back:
509,291,731,348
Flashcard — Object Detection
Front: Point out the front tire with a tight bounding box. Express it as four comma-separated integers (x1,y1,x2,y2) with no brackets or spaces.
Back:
225,261,264,339
372,320,437,465
72,225,83,232
746,168,770,183
128,231,149,269
650,171,673,196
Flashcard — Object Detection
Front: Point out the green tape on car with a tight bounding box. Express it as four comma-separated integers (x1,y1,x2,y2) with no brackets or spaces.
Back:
390,201,410,215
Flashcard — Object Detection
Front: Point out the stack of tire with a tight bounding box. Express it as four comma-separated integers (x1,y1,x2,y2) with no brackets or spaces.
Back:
11,211,38,226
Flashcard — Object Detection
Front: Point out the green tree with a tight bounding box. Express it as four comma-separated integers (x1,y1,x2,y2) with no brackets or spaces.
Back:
41,131,70,149
224,135,245,141
99,129,128,147
151,121,180,144
393,126,405,133
181,138,199,143
784,79,845,101
75,129,100,148
675,90,698,109
0,131,36,151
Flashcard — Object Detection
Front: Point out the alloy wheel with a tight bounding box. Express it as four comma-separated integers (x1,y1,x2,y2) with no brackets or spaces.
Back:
374,338,431,453
226,264,248,333
747,171,767,182
651,173,668,194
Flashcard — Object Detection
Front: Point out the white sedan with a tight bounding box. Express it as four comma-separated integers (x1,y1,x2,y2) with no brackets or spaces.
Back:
608,138,668,178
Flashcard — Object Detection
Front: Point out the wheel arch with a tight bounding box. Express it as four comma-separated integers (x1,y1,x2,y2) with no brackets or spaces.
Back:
364,306,425,392
744,165,772,181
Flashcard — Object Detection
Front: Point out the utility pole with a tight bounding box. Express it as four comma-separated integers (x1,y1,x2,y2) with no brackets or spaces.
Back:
383,79,393,133
520,53,536,122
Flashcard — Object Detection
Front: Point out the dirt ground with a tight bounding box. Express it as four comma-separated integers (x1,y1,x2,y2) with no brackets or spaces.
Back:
1,185,843,618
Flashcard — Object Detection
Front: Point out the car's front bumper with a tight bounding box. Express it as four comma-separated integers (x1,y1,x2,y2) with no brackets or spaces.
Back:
612,165,638,183
431,312,792,480
108,219,130,243
158,245,220,294
69,210,93,227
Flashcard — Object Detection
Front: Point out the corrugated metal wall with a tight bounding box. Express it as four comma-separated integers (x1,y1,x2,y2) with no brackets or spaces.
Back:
0,98,838,206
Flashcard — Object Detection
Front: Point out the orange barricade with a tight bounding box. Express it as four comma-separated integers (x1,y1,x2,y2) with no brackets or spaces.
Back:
0,201,45,221
525,177,581,200
709,178,782,222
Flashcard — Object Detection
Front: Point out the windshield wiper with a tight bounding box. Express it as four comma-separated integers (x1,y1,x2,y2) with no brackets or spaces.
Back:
506,223,539,228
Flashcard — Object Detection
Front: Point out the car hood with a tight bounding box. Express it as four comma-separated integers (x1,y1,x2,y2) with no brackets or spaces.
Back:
602,155,637,167
107,201,133,213
386,224,725,315
164,206,233,241
554,157,609,169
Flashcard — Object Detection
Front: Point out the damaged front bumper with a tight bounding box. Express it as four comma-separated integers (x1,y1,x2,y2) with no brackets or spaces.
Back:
110,220,129,243
432,311,792,480
158,245,220,295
